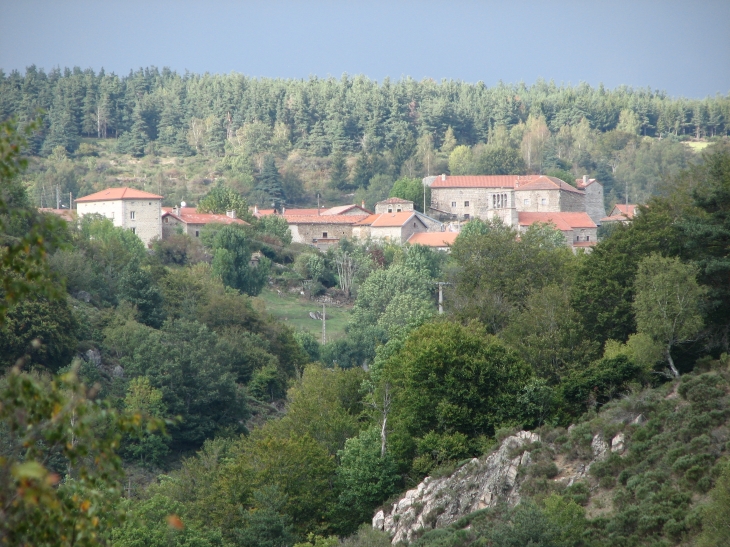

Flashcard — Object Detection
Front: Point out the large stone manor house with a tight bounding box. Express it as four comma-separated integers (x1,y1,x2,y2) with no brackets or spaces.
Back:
426,174,606,249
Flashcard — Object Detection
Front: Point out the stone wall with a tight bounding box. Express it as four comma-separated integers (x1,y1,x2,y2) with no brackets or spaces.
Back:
375,201,414,214
514,188,562,212
78,198,161,246
289,222,355,244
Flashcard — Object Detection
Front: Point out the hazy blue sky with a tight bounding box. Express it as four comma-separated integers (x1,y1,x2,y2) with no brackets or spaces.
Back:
1,1,728,98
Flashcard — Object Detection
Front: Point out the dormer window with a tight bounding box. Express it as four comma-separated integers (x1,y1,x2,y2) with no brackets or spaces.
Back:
396,206,402,212
388,206,393,213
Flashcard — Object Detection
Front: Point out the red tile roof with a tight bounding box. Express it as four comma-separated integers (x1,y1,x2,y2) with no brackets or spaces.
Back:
515,176,584,195
76,187,163,202
431,175,525,188
39,208,77,222
162,207,248,226
518,211,596,231
369,212,422,228
613,204,637,218
322,204,372,215
431,174,583,194
407,232,459,247
285,214,369,225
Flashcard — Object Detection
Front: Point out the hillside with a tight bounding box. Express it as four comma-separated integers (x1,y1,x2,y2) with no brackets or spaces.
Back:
376,359,730,546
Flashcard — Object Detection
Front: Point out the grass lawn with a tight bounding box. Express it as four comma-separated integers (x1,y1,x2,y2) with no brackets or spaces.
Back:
256,287,351,342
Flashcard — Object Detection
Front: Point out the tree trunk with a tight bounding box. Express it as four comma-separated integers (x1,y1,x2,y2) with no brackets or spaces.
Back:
666,347,680,378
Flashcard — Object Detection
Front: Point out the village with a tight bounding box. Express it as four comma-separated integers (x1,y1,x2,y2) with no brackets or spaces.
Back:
44,174,637,253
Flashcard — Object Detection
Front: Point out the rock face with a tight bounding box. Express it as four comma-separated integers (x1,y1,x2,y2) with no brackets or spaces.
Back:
373,431,539,544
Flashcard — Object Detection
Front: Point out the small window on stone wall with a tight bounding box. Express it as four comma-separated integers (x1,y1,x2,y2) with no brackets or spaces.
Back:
130,211,135,219
464,214,470,220
541,198,547,205
195,230,200,237
322,232,328,238
464,201,469,207
451,201,456,207
131,227,136,234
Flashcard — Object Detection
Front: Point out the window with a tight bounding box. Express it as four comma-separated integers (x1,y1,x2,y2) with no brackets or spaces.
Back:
396,206,402,212
148,202,151,205
451,201,456,208
586,236,590,241
130,211,136,219
464,201,470,207
131,227,136,234
195,230,200,237
464,214,470,220
524,199,529,205
388,206,393,213
413,222,417,227
322,232,328,238
164,217,168,223
541,198,547,205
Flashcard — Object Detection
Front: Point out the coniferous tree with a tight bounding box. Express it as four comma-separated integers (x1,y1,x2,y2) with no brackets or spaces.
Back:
41,103,79,155
256,155,286,209
329,150,349,190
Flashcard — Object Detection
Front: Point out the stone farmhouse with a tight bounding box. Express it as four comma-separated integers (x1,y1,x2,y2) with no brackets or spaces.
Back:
161,206,248,238
518,211,598,248
75,187,163,246
601,203,638,225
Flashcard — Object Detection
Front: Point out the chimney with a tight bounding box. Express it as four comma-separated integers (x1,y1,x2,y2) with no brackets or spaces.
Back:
583,175,588,184
441,173,446,181
282,206,286,214
173,205,180,216
361,200,365,209
226,210,236,219
254,205,258,215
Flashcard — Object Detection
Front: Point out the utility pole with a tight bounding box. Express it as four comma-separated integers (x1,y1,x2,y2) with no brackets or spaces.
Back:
56,185,60,210
69,192,72,210
322,303,326,344
438,282,444,314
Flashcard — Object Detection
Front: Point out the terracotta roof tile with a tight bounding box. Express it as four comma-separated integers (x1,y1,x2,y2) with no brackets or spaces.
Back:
407,232,459,247
515,176,584,194
378,197,412,204
370,212,422,227
518,211,596,230
322,204,372,215
39,208,77,222
76,187,163,202
161,207,248,226
285,214,369,225
431,175,525,188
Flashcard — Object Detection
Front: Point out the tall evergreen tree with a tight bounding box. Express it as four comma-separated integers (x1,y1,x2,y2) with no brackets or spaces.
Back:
256,155,286,209
41,103,79,155
329,150,349,190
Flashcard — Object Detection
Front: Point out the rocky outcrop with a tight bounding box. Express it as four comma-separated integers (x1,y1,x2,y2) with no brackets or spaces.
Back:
373,431,538,544
373,429,627,544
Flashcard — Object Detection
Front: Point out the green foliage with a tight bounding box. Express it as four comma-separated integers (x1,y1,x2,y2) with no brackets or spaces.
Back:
633,253,705,376
390,177,429,212
697,461,730,547
113,318,250,448
118,259,166,328
113,494,226,547
450,219,575,332
0,295,78,371
0,366,159,547
122,376,170,467
256,214,293,245
384,321,533,444
211,225,270,296
561,355,644,415
333,427,400,534
197,182,250,216
256,155,286,209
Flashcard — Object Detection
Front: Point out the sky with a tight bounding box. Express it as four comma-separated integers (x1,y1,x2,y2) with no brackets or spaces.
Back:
1,0,729,98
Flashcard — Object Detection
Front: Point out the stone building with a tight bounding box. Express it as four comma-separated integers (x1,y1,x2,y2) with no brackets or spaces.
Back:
161,206,248,238
286,214,369,250
375,197,414,214
428,174,605,231
517,211,598,250
354,211,431,244
75,187,163,246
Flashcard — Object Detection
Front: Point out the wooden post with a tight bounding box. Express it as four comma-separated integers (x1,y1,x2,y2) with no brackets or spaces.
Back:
438,282,444,314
